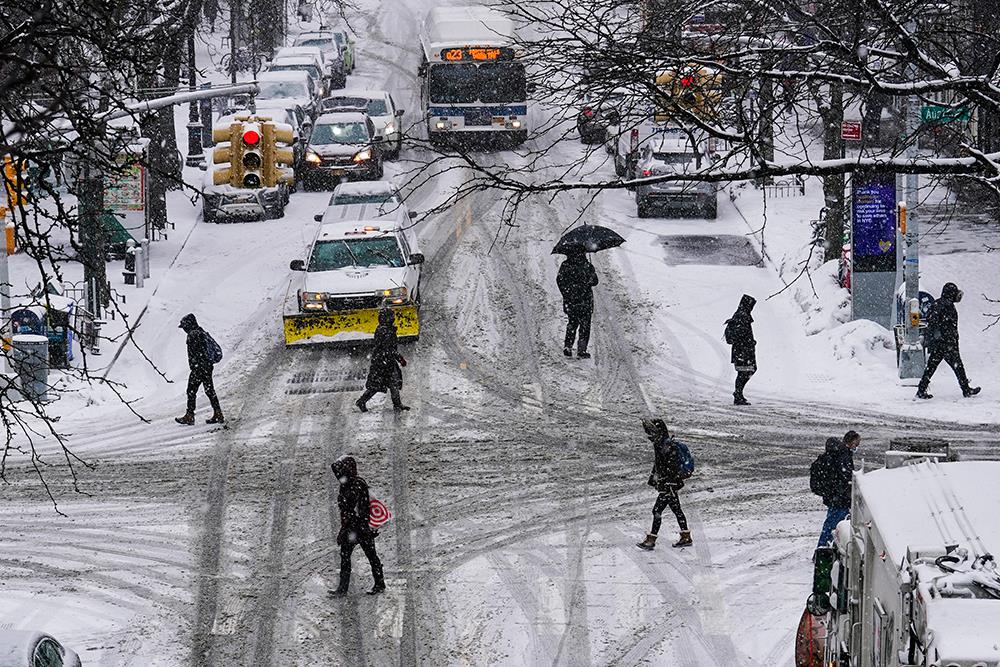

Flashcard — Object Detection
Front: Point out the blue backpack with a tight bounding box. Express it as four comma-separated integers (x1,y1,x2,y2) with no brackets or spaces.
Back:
204,331,223,364
675,440,695,479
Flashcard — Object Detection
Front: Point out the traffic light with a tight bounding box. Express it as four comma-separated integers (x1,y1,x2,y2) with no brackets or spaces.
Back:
1,155,27,218
261,121,296,187
211,122,244,186
240,123,263,188
654,66,722,123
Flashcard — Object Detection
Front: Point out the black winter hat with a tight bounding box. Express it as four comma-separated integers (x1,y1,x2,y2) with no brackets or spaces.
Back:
941,282,962,302
179,313,198,331
642,418,670,438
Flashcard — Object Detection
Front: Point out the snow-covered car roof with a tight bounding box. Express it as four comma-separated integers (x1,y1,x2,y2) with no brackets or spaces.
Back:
329,89,389,101
258,70,312,84
856,461,1000,566
319,203,410,230
315,111,369,125
270,56,319,67
331,181,399,198
275,46,324,61
316,220,402,241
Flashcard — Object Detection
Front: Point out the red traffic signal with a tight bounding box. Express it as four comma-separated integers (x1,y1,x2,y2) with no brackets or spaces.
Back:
242,128,261,146
680,75,695,88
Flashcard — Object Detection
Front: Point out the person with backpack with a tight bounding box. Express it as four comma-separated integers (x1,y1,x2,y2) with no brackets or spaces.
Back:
356,308,410,412
916,282,981,399
556,251,599,359
637,418,693,550
330,455,386,596
724,294,757,406
810,430,860,547
175,313,224,425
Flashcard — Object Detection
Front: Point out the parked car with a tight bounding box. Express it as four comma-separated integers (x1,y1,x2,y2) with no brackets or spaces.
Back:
577,93,623,144
634,129,718,219
255,71,319,120
267,56,329,98
293,31,352,71
290,33,348,88
0,630,82,667
300,111,384,188
322,90,404,159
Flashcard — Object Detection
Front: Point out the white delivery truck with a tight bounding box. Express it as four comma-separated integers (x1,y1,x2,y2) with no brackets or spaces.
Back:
797,442,1000,667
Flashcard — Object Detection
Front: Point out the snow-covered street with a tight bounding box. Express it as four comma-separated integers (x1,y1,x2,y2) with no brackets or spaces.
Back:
3,0,1000,665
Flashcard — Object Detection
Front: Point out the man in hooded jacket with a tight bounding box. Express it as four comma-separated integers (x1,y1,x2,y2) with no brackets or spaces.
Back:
330,456,385,596
636,419,692,550
176,313,224,425
811,431,859,547
916,282,980,399
724,294,757,405
556,252,599,359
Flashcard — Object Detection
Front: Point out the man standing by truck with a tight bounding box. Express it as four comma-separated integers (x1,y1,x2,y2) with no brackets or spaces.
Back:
810,430,860,548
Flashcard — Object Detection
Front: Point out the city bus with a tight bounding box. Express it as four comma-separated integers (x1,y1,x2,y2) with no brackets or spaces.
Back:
418,6,528,146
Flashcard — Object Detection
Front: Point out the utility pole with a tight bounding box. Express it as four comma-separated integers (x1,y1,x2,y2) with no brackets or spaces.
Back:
186,30,205,168
898,18,925,380
78,147,108,320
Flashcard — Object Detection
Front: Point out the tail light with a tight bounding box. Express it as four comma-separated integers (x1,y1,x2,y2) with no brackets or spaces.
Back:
583,107,594,118
642,169,652,177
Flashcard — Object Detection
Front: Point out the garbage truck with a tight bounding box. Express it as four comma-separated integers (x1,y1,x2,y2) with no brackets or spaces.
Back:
797,441,1000,667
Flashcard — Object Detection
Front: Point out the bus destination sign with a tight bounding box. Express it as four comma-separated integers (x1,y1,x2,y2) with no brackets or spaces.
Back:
441,47,513,61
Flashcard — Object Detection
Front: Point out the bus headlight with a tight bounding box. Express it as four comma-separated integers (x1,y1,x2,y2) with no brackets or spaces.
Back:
506,118,523,129
434,119,450,131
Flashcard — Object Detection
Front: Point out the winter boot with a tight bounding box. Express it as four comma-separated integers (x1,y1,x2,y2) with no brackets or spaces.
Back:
636,534,657,551
366,584,386,596
577,350,591,359
393,403,411,412
733,393,750,406
329,587,349,597
175,413,195,426
206,410,225,424
672,531,693,548
355,398,368,412
563,347,572,357
916,389,933,400
963,386,982,398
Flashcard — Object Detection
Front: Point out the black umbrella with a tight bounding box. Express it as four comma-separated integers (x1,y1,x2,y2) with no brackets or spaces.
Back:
551,224,626,255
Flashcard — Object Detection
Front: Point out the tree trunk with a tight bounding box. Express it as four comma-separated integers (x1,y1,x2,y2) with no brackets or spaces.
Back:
822,82,846,261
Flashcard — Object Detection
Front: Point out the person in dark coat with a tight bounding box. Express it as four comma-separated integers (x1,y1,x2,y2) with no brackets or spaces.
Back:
330,456,386,596
175,313,224,425
812,430,859,547
556,251,599,359
636,419,692,550
724,294,757,405
356,309,410,412
916,282,980,399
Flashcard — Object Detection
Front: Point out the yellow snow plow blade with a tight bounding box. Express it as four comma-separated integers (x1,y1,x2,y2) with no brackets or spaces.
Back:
283,305,419,346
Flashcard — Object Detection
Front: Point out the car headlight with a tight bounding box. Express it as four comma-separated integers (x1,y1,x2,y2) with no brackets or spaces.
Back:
384,122,396,135
380,286,408,304
300,291,327,310
353,148,372,163
305,150,321,164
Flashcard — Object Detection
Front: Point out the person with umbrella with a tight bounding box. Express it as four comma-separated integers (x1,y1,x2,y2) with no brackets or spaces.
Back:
552,224,626,360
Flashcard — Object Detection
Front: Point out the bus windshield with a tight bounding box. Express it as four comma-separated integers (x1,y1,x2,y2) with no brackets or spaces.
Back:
428,63,525,104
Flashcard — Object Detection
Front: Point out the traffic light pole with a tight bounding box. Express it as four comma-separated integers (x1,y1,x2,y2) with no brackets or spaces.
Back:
186,31,205,168
898,19,925,380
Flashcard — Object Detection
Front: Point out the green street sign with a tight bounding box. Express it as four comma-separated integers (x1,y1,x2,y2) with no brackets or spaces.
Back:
921,104,972,124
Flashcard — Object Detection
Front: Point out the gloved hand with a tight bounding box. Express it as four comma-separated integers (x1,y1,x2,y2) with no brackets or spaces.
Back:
398,356,407,367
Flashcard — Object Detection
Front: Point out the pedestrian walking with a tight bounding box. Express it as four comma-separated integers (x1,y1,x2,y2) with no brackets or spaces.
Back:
330,456,386,596
175,313,224,425
356,308,410,412
810,430,860,548
556,251,599,359
724,294,757,405
916,282,981,399
636,419,692,550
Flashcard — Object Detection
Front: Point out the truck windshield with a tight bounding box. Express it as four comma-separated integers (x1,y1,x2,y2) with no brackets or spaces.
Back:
331,192,398,205
429,63,526,104
311,122,369,144
309,237,405,270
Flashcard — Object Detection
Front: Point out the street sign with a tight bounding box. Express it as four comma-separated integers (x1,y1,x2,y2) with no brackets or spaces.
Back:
920,104,971,124
841,121,862,141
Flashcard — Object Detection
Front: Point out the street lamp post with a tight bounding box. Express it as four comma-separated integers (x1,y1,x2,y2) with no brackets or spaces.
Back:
186,31,205,168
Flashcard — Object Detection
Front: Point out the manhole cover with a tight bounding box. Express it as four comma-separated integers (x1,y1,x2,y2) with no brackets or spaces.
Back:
661,235,762,266
286,368,367,395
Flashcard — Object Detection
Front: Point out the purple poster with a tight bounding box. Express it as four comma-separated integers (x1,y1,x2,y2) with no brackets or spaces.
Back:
852,173,897,272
